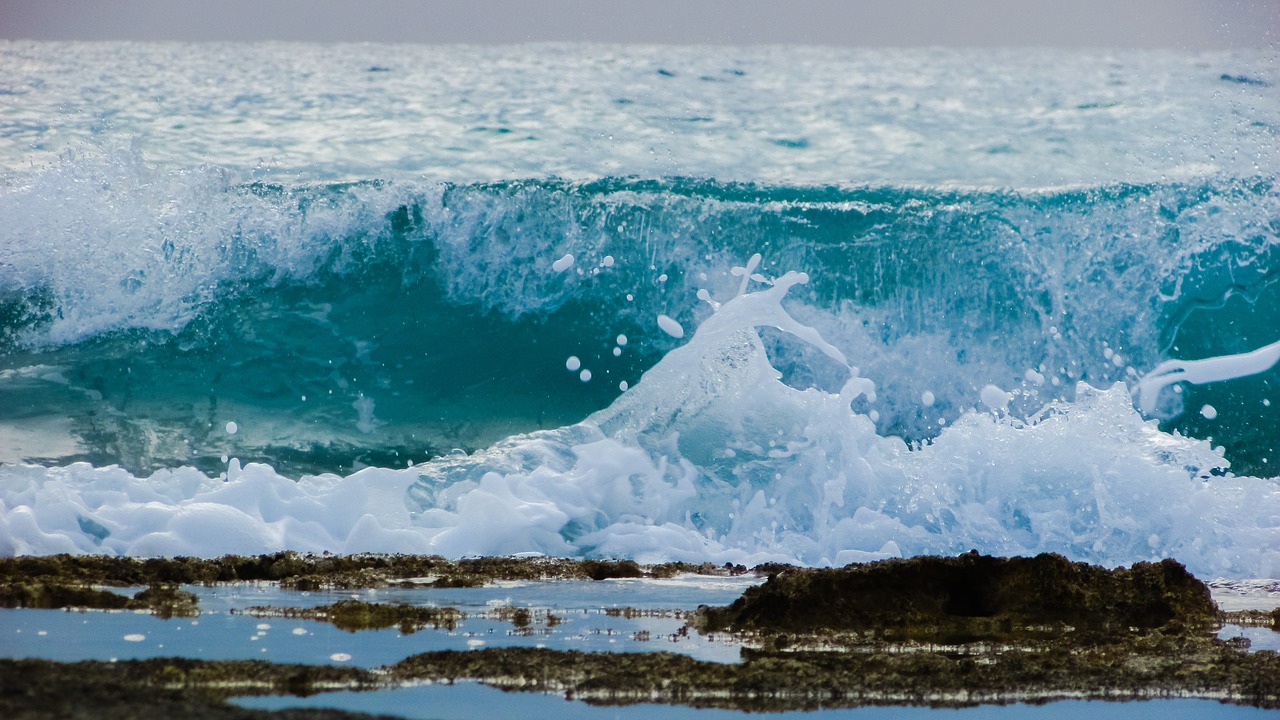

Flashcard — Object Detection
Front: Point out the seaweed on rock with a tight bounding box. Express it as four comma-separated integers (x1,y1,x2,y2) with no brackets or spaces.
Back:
696,552,1218,642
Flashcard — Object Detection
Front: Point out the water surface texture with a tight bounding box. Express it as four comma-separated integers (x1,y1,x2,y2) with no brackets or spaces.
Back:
1,42,1277,578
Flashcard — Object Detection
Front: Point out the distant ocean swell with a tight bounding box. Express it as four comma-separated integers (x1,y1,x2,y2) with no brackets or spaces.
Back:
1,152,1278,575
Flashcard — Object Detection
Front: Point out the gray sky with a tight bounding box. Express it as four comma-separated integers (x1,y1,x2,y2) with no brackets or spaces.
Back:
2,0,1277,48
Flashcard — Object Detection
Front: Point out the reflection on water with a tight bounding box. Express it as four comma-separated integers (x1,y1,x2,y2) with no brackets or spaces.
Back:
234,683,1279,719
0,576,760,666
3,575,1277,717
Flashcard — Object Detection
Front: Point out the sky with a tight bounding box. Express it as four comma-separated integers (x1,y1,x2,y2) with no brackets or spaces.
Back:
1,0,1277,48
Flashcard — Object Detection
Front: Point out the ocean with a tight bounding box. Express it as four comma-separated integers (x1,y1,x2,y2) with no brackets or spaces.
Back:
1,40,1277,579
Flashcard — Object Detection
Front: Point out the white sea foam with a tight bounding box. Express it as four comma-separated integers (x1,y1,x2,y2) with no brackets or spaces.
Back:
3,261,1277,579
0,144,422,346
1135,338,1280,415
656,314,684,339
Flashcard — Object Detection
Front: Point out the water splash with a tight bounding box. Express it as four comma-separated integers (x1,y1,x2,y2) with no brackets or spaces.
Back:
3,257,1278,576
1135,337,1280,414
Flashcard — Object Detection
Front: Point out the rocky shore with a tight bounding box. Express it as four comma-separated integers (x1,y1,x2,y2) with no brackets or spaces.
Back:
1,552,1277,718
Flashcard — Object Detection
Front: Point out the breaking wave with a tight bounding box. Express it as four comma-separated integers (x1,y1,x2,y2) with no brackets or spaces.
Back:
1,151,1278,578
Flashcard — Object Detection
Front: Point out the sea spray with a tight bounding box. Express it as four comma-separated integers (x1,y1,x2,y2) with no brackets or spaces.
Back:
4,259,1276,578
3,168,1278,476
1135,337,1280,414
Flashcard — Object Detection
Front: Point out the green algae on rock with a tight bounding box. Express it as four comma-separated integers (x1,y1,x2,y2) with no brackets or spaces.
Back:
127,583,202,618
0,657,388,720
0,579,200,617
1,552,1277,715
383,640,1280,711
245,599,465,633
242,600,571,635
0,579,133,611
1,636,1277,718
0,552,746,591
697,552,1218,642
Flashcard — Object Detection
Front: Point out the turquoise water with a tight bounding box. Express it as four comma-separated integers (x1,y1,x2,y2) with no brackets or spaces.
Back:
0,42,1277,577
3,177,1278,476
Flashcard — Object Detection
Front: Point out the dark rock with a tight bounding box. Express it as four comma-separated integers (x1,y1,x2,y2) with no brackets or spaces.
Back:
0,579,131,610
699,553,1216,641
580,559,643,580
129,584,201,618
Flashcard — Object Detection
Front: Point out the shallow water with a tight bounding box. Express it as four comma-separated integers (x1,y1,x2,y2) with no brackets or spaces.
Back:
3,575,1276,716
235,686,1278,720
2,576,1275,664
0,576,760,666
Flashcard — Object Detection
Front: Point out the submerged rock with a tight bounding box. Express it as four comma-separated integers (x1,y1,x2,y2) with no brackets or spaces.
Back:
129,584,201,618
0,579,132,611
246,599,464,633
0,578,198,617
0,657,385,719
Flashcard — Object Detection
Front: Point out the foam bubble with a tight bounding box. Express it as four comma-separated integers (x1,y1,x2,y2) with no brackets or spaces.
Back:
225,422,238,435
979,385,1011,412
566,356,581,371
656,314,684,339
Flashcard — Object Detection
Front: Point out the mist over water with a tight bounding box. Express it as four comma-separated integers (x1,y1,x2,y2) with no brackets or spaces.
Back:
0,42,1277,577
